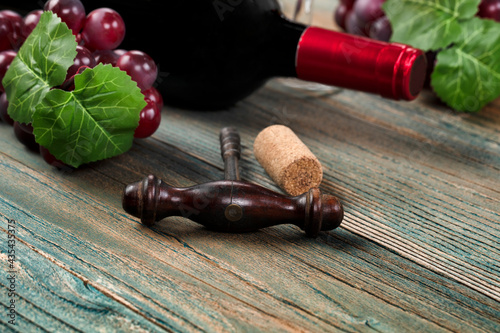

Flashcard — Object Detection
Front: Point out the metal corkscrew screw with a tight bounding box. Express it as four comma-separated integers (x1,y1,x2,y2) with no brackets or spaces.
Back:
122,127,343,237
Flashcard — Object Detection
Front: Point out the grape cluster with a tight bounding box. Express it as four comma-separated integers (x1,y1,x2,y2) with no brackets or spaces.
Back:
334,0,500,42
334,0,500,89
334,0,389,42
0,0,163,168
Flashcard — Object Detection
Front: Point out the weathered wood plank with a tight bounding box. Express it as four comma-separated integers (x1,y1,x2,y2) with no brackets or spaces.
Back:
0,236,166,332
150,81,500,302
1,1,498,331
0,120,499,332
1,196,497,333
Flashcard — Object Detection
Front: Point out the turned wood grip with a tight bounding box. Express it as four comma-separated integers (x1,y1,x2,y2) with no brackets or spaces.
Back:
122,175,343,237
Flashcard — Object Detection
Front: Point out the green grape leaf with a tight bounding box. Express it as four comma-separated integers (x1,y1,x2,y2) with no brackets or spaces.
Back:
32,64,146,168
431,18,500,112
382,0,481,51
2,11,77,124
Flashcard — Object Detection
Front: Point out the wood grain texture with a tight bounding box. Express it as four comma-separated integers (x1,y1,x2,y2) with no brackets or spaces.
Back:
0,238,164,332
153,82,500,303
0,2,499,328
0,74,499,331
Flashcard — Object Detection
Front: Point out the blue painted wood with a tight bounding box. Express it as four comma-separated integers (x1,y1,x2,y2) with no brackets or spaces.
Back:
0,230,166,332
1,86,499,332
0,6,498,328
155,82,500,303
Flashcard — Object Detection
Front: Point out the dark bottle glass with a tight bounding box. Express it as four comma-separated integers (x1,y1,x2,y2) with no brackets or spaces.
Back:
2,1,427,110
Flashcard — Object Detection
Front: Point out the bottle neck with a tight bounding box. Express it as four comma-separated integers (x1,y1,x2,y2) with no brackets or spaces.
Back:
268,16,307,77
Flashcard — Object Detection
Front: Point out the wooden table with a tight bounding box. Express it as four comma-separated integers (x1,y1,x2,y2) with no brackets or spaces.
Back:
2,79,499,333
2,5,500,333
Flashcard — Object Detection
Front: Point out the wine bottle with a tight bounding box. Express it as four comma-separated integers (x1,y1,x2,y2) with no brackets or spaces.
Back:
2,1,427,110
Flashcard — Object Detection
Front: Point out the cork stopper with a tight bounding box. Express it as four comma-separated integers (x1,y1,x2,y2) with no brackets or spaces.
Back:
253,125,323,196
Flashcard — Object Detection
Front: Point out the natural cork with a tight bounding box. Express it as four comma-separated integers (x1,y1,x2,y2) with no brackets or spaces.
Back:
253,125,323,196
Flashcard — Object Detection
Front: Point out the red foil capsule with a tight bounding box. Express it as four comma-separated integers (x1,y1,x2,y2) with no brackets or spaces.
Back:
296,27,427,101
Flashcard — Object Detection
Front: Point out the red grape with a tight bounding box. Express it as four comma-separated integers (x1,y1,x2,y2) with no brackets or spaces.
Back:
340,0,356,7
0,50,17,93
0,93,13,125
40,145,70,169
334,4,350,30
345,11,367,36
93,49,120,66
352,0,386,36
354,0,386,25
134,99,161,139
116,50,158,91
0,10,25,51
114,49,128,57
14,121,39,152
60,65,90,91
22,10,43,38
44,0,86,35
66,45,96,79
478,0,500,21
143,87,164,111
369,16,392,42
75,33,83,45
81,8,126,50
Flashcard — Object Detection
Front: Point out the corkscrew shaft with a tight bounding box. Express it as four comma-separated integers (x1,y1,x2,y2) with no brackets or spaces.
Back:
220,127,241,181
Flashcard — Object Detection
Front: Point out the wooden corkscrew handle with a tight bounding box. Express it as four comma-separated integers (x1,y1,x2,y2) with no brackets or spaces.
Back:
122,127,343,237
122,175,343,237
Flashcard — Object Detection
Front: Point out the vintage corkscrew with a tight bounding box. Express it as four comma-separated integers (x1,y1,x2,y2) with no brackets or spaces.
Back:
122,127,343,237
